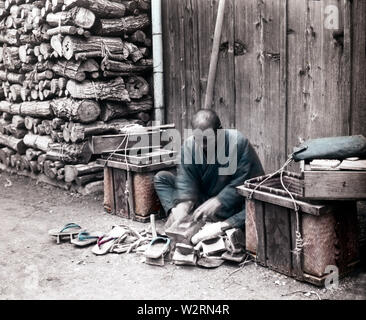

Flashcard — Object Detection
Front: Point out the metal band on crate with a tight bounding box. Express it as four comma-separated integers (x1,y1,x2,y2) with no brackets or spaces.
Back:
247,155,304,255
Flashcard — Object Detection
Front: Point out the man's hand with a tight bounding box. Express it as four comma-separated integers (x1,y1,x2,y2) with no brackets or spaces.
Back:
193,197,222,222
165,201,193,229
191,221,227,245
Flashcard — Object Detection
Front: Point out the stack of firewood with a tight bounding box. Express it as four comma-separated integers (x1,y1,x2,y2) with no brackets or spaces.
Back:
0,0,153,193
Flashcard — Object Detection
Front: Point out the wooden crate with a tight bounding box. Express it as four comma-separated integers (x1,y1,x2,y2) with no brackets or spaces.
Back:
98,158,176,223
300,161,366,200
237,185,360,287
244,169,366,200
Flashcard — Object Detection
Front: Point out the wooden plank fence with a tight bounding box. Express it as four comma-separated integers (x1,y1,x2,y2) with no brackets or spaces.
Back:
162,0,366,173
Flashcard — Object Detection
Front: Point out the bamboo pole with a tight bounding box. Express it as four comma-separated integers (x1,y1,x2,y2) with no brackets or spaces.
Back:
203,0,226,110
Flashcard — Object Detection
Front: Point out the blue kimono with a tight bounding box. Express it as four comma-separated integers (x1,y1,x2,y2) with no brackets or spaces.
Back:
154,129,264,228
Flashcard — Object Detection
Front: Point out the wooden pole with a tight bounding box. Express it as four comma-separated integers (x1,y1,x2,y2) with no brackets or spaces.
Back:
203,0,226,109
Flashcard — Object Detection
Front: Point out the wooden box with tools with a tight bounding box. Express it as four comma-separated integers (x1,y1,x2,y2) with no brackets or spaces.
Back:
237,174,360,287
97,156,176,223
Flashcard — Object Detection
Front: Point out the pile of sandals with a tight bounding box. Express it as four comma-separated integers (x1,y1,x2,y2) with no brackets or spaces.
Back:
48,223,158,256
48,220,248,269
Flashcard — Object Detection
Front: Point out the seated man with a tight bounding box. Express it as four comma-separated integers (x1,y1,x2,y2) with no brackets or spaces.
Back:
154,109,264,236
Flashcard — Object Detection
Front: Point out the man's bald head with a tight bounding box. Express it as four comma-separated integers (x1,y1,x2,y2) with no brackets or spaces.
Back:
192,109,222,131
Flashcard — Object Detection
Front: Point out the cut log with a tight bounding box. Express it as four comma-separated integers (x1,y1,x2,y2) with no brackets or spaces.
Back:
51,59,85,82
29,160,40,173
130,30,151,47
51,117,65,130
20,101,53,117
66,77,130,102
101,60,151,74
94,14,150,36
50,77,67,94
0,70,25,84
12,115,25,129
23,133,52,152
37,153,47,173
25,148,43,161
47,25,78,37
46,7,96,29
134,112,150,123
44,159,63,179
62,35,125,60
37,124,46,135
64,161,103,182
2,112,12,121
9,84,23,102
126,76,149,99
75,171,104,186
20,155,30,171
39,42,53,59
50,98,101,123
69,119,141,143
63,0,126,18
10,153,22,169
0,29,20,46
50,35,63,57
0,147,15,167
0,119,11,134
100,97,153,122
57,167,65,181
0,132,27,154
77,180,104,195
79,59,99,73
5,124,27,138
46,141,93,164
25,116,35,130
136,0,150,11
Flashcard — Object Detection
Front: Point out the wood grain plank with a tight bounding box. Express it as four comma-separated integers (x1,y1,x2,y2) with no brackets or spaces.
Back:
303,171,366,200
162,0,186,133
234,0,286,173
254,200,267,266
112,168,129,218
183,0,201,128
264,202,292,275
287,0,350,164
246,199,258,254
103,167,115,214
237,185,335,216
351,0,366,136
213,0,235,129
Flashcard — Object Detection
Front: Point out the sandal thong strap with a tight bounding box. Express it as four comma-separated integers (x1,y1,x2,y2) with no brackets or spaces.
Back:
149,236,171,247
60,223,81,233
78,231,99,241
97,235,117,248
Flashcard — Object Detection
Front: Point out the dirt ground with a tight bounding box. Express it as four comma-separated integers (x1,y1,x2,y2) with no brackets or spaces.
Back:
0,171,365,300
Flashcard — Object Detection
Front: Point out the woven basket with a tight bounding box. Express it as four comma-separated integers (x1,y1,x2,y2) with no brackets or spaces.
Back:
133,172,161,217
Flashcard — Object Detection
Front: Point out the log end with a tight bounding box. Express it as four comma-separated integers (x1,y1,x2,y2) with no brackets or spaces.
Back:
78,99,101,123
